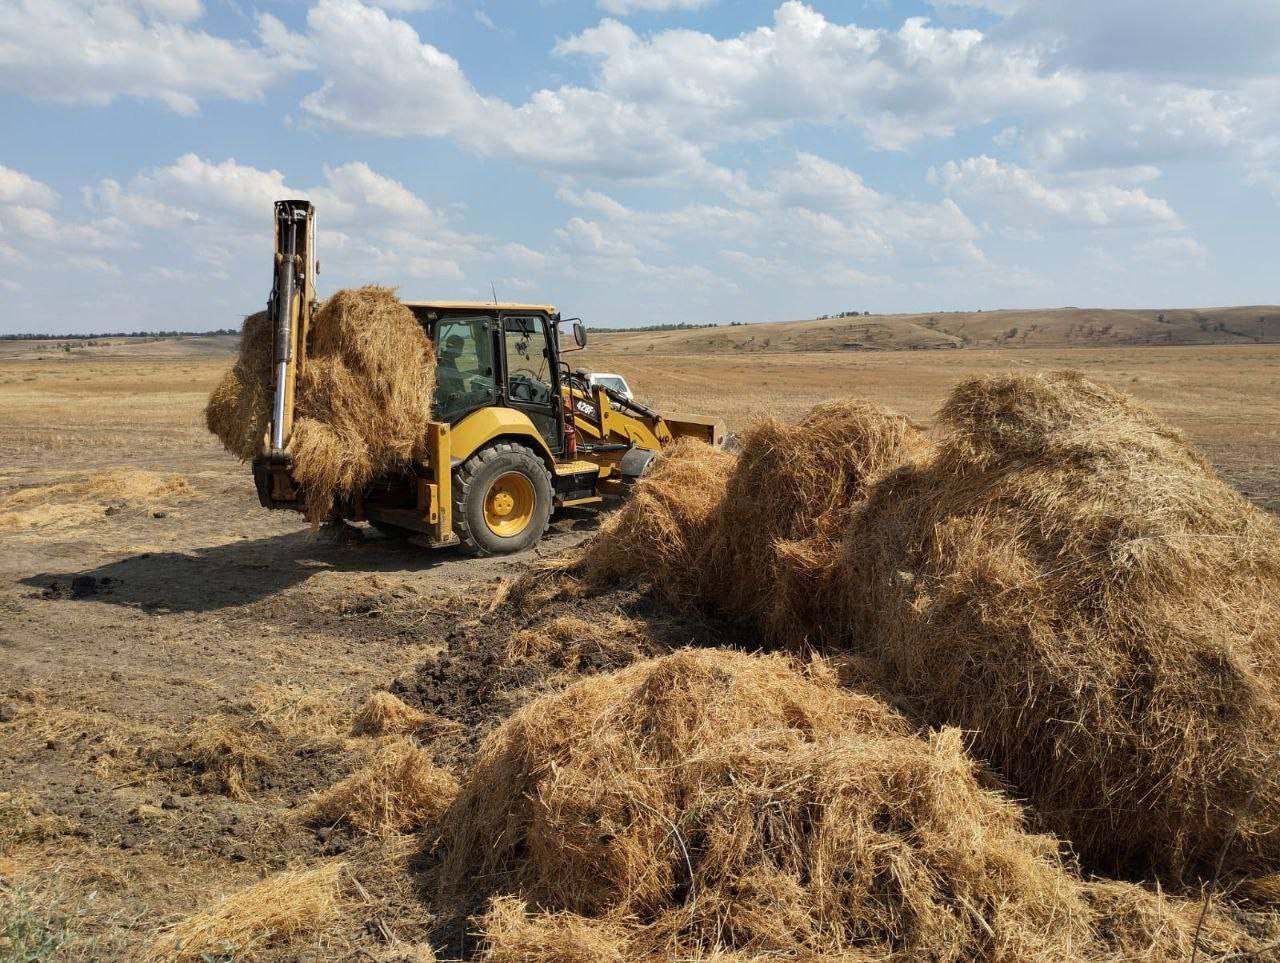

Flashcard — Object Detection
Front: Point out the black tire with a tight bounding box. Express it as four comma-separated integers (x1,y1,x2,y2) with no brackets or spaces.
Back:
453,442,553,556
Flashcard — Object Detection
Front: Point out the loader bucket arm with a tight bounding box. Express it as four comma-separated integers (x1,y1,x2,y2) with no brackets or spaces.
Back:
267,199,316,457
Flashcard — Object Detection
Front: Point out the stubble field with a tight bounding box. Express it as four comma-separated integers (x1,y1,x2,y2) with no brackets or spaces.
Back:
2,334,1279,959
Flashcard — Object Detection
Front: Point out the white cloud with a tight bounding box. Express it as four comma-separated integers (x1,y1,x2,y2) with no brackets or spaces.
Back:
0,0,301,114
0,164,131,278
555,217,637,259
3,205,127,250
293,0,1081,185
312,162,435,224
117,154,292,220
931,155,1182,229
556,187,756,251
84,153,487,289
993,126,1018,146
598,0,713,14
298,0,710,181
977,0,1280,80
547,152,985,305
1025,79,1249,172
0,165,58,208
368,0,440,10
1133,236,1209,268
768,153,980,262
556,6,1083,151
68,255,121,275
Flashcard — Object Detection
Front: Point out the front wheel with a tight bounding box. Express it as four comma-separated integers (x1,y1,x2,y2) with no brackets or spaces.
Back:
453,442,553,556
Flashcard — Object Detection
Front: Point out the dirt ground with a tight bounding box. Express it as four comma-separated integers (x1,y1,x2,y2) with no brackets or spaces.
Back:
2,335,1279,959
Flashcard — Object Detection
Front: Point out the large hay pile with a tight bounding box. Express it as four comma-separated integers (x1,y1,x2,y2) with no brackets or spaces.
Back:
844,370,1280,877
584,372,1280,880
443,649,1260,961
206,286,435,523
582,438,734,599
700,400,932,646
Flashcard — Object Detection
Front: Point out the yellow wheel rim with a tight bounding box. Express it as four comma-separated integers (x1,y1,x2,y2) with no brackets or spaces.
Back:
483,471,536,538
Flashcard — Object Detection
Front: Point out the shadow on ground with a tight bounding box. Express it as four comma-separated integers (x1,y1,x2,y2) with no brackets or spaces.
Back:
21,507,601,613
20,527,459,613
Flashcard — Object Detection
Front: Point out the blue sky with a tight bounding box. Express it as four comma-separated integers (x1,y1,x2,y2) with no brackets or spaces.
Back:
0,0,1277,333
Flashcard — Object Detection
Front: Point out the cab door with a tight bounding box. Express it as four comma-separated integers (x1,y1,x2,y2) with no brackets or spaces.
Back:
500,314,563,455
432,315,498,424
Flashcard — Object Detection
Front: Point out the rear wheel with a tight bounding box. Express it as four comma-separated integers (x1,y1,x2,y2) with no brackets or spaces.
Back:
454,442,553,556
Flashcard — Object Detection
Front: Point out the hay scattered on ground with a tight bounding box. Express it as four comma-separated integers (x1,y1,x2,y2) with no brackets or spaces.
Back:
0,791,72,854
247,682,350,742
446,649,1261,961
478,897,627,963
205,287,436,524
352,692,430,737
700,400,931,647
304,739,458,836
504,613,655,673
844,371,1280,877
148,862,346,962
0,470,193,531
582,438,734,600
163,722,274,802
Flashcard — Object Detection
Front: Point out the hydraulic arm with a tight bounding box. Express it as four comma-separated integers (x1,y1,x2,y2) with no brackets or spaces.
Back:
267,200,316,457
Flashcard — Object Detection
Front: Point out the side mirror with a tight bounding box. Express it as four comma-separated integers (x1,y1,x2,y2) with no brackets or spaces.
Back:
573,321,587,348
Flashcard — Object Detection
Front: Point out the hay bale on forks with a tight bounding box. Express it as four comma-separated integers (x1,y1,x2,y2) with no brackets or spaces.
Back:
441,649,1263,961
205,286,435,524
844,370,1280,878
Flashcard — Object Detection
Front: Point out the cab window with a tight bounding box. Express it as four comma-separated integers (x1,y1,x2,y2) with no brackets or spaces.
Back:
434,316,496,423
503,316,553,407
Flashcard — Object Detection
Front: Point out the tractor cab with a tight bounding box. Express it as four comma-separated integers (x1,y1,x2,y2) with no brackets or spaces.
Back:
405,302,582,457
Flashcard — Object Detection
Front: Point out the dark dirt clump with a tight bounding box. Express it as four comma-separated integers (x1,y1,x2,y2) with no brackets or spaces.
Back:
391,575,759,770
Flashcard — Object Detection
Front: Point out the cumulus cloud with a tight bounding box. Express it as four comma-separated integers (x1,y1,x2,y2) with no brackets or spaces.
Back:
549,152,985,302
598,0,713,14
0,169,122,249
0,0,301,114
79,153,499,289
931,155,1183,230
297,0,710,181
556,6,1082,151
293,0,1081,183
0,165,59,208
972,0,1280,80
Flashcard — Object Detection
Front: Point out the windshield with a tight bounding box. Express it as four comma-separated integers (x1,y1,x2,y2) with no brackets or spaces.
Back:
596,376,628,394
504,316,553,407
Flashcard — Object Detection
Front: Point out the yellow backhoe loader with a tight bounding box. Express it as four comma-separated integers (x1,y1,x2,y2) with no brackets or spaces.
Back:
252,199,724,555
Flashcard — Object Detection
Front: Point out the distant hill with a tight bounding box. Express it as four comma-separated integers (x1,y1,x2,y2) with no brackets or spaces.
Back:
594,306,1280,353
